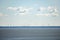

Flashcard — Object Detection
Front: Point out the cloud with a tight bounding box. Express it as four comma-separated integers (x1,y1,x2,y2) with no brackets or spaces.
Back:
36,13,50,16
7,7,17,11
54,8,58,12
36,13,59,17
48,6,53,10
17,7,28,13
7,7,33,12
14,13,27,16
38,7,46,11
48,6,58,13
17,7,33,13
37,6,58,13
52,13,59,16
7,7,33,16
7,6,59,16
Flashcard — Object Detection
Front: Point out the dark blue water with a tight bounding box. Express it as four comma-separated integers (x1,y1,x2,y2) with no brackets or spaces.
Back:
0,26,60,40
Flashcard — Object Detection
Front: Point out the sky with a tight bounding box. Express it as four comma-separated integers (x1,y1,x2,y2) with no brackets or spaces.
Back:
0,0,60,26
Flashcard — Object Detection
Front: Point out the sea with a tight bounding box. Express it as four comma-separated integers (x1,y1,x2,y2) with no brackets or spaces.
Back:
0,26,60,40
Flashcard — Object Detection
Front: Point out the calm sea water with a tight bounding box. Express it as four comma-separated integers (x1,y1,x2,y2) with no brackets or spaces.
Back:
0,26,60,40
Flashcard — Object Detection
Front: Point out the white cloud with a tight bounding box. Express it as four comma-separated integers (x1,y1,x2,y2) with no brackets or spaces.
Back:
14,13,27,16
17,7,33,13
7,7,18,11
17,7,28,13
48,6,53,10
19,13,25,15
52,13,59,16
38,7,46,11
7,7,33,16
36,13,51,16
54,8,58,12
36,13,59,17
7,6,59,16
47,6,59,16
38,6,59,13
48,6,58,13
7,7,33,12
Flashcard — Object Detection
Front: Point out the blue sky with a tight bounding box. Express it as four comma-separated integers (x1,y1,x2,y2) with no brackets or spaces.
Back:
0,0,60,26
